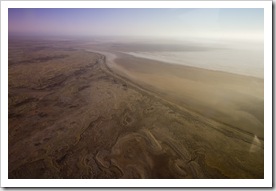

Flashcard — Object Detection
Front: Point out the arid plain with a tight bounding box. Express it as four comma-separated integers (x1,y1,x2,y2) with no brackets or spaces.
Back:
8,38,264,179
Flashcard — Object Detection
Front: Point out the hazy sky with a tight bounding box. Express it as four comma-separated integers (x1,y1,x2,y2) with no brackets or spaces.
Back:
9,8,263,41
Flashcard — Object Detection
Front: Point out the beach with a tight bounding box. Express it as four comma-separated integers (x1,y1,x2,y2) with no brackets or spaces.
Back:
109,52,264,139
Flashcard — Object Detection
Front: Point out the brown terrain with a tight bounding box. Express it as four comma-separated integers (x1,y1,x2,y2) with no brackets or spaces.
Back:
8,39,263,179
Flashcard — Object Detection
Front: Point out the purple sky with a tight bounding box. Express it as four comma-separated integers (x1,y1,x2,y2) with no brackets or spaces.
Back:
8,8,263,40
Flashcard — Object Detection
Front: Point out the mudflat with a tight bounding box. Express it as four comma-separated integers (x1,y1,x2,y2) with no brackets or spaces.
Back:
8,39,263,179
112,52,264,139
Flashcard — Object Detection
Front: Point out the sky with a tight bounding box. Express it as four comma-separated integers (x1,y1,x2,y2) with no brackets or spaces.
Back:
8,8,263,41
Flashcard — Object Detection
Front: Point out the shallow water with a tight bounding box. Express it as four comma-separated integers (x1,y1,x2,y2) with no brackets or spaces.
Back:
124,47,263,79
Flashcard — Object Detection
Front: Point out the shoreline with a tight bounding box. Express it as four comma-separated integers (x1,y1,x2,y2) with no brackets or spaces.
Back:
8,41,264,178
120,50,264,79
95,51,263,142
120,51,264,81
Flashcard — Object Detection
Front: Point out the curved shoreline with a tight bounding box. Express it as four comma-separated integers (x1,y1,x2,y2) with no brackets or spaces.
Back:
8,42,264,178
93,50,263,146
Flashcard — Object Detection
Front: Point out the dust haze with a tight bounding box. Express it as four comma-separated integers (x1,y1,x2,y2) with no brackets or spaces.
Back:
8,36,264,179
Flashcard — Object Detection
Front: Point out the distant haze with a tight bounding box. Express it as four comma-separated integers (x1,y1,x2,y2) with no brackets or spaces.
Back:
9,8,264,78
9,8,263,41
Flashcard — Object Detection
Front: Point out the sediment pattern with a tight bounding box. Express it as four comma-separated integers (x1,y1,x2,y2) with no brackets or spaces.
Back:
8,41,263,178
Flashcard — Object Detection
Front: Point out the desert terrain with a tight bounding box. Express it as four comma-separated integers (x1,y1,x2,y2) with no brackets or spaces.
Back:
8,38,263,179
